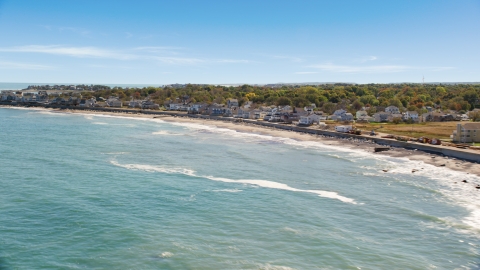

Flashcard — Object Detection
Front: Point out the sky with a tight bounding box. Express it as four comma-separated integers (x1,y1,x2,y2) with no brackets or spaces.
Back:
0,0,478,84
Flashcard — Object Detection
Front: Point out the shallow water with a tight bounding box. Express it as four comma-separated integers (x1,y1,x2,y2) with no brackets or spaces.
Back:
0,107,479,269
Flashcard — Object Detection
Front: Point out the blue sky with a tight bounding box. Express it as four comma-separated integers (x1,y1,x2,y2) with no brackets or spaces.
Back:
0,0,478,84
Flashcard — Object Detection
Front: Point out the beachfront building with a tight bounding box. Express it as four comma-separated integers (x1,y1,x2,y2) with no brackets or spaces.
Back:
452,123,480,143
385,106,400,114
207,104,227,115
298,114,320,126
330,109,353,121
129,99,143,108
356,110,368,119
373,112,389,122
79,98,96,108
188,103,207,114
253,110,266,120
304,104,316,114
227,98,239,108
142,100,160,110
403,111,419,122
236,107,253,119
106,97,123,107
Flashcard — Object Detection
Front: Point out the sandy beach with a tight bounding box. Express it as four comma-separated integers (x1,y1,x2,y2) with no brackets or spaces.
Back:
34,107,477,181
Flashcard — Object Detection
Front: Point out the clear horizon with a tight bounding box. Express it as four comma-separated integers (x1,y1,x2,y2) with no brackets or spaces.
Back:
0,0,479,84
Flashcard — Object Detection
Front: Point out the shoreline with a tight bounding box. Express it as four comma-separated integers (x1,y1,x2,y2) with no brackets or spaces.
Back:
3,105,480,180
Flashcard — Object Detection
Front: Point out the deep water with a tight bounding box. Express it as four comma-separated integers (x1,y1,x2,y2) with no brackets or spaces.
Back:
0,107,479,269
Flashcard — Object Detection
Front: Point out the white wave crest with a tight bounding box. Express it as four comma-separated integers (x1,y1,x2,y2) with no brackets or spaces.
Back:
110,160,196,176
110,160,356,204
159,252,173,258
152,130,182,136
211,189,243,193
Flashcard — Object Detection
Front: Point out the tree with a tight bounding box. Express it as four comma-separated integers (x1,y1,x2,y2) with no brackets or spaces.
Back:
389,98,403,109
360,95,379,106
352,99,364,110
322,102,336,114
468,110,480,121
276,97,292,106
463,90,478,109
392,117,402,124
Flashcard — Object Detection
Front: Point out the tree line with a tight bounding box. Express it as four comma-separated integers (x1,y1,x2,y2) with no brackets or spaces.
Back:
76,83,480,114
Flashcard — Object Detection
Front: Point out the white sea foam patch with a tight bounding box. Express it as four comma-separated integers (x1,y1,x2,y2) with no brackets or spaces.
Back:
168,121,480,232
110,160,196,176
365,156,480,232
152,130,182,136
168,121,373,156
103,152,129,155
159,252,173,258
110,160,356,204
93,122,108,125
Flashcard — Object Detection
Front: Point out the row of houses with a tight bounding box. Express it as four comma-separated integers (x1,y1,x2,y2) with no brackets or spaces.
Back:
1,91,49,103
164,101,470,124
1,91,161,110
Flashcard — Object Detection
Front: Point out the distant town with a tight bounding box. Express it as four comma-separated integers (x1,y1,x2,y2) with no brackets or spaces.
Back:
2,83,480,145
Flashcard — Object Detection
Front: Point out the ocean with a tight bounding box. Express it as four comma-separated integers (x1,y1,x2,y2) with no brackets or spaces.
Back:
0,107,479,269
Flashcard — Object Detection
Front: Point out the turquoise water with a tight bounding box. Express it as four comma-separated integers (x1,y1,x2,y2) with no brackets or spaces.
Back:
0,107,479,269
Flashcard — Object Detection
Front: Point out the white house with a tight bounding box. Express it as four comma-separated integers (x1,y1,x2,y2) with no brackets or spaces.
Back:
227,98,239,108
298,114,320,125
404,111,419,122
335,125,353,132
356,110,368,119
373,112,390,122
452,123,480,143
79,98,96,107
330,109,353,121
168,103,184,110
106,97,122,107
129,100,143,108
385,106,400,114
254,110,267,120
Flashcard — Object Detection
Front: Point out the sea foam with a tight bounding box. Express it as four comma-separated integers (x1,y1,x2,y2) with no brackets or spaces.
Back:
110,160,357,204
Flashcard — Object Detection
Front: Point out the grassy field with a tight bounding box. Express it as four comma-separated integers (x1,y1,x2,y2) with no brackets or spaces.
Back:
350,122,460,140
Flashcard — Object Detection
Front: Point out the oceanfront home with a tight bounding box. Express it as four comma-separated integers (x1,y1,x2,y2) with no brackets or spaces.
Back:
298,114,320,126
207,104,227,115
385,106,401,114
227,98,239,108
387,113,403,122
356,110,368,119
188,103,207,114
254,110,268,120
373,112,389,122
79,98,96,108
142,100,160,109
106,97,123,107
403,111,419,122
452,122,480,143
128,99,143,108
330,109,353,121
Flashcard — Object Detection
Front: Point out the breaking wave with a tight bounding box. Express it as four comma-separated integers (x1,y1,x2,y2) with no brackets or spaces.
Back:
110,160,357,204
